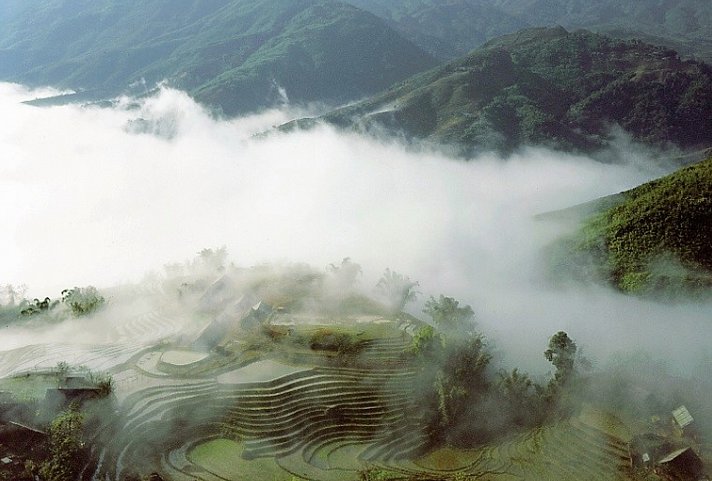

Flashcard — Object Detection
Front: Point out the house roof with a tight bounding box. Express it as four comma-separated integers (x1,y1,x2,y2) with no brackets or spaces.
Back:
672,405,694,428
658,447,695,464
60,376,95,390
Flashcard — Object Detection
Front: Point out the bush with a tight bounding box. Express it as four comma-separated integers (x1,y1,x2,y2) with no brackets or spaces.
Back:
61,286,105,317
308,328,360,355
89,371,114,397
40,406,85,481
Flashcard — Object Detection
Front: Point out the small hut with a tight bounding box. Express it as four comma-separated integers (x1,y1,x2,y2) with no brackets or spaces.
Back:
657,447,703,480
240,300,273,330
672,406,694,430
45,375,102,408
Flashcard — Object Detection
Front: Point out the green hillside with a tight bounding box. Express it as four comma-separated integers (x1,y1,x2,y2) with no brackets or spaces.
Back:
312,27,712,154
549,155,712,298
343,0,527,59
342,0,712,63
0,0,437,114
492,0,712,63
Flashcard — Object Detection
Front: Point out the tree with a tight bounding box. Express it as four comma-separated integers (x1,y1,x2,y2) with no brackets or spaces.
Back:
417,316,493,446
20,296,59,317
422,295,475,335
543,330,590,417
375,268,419,314
40,405,85,481
61,286,105,317
1,284,26,306
544,331,577,387
326,257,362,291
496,368,546,428
196,246,228,274
408,325,442,361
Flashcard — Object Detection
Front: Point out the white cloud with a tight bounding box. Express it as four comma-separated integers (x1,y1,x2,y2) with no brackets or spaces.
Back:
1,83,709,372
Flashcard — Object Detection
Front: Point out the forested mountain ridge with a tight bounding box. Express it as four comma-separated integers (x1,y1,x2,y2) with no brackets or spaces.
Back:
548,154,712,298
343,0,712,63
0,0,437,114
303,27,712,155
343,0,528,59
492,0,712,63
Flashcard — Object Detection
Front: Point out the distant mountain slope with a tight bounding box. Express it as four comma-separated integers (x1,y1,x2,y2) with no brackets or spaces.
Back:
306,27,712,154
0,0,437,114
549,154,712,298
343,0,527,59
494,0,712,63
341,0,712,63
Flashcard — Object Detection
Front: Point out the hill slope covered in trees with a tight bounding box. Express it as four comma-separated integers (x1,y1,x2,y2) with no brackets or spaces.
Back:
549,154,712,298
343,0,712,63
306,27,712,155
343,0,527,60
0,0,437,114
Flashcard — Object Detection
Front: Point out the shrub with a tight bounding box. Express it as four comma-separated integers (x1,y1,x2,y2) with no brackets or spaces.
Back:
308,328,360,355
61,286,105,317
40,406,85,481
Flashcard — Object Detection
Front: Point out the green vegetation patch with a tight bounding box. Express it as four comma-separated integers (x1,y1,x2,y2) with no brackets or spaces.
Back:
322,27,712,154
551,156,712,298
188,438,296,481
414,447,480,471
0,0,436,115
0,373,56,401
267,319,402,349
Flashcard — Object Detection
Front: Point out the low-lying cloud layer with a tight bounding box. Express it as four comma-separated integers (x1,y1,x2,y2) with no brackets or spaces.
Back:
1,82,709,372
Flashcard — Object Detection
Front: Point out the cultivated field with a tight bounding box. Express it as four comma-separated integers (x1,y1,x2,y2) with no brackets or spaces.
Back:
0,281,668,481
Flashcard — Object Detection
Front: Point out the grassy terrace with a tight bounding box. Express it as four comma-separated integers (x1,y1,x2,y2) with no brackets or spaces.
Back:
0,372,57,401
188,439,298,481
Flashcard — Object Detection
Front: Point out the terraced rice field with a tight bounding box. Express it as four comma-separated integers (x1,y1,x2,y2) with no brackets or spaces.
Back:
409,413,631,481
111,306,204,345
0,300,638,481
0,342,144,378
95,330,424,481
161,350,209,366
0,304,200,379
217,360,309,384
187,439,294,481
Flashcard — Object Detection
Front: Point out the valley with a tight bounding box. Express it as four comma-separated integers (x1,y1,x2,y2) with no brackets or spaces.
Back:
1,1,711,480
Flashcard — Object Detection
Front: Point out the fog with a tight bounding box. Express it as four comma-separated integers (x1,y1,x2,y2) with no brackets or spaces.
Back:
1,82,710,374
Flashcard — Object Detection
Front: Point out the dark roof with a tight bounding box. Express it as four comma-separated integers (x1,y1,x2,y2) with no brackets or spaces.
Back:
59,376,96,390
8,421,46,436
659,447,696,464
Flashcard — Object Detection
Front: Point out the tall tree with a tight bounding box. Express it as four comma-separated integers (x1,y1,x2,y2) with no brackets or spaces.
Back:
423,295,475,335
544,330,577,387
327,257,362,291
375,268,419,315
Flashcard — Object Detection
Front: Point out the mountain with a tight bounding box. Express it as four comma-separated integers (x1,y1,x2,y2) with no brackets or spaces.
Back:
301,27,712,155
342,0,527,59
492,0,712,62
0,0,437,114
341,0,712,63
548,154,712,299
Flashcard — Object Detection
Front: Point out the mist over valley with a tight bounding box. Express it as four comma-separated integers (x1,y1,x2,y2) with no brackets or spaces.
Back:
1,2,711,481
